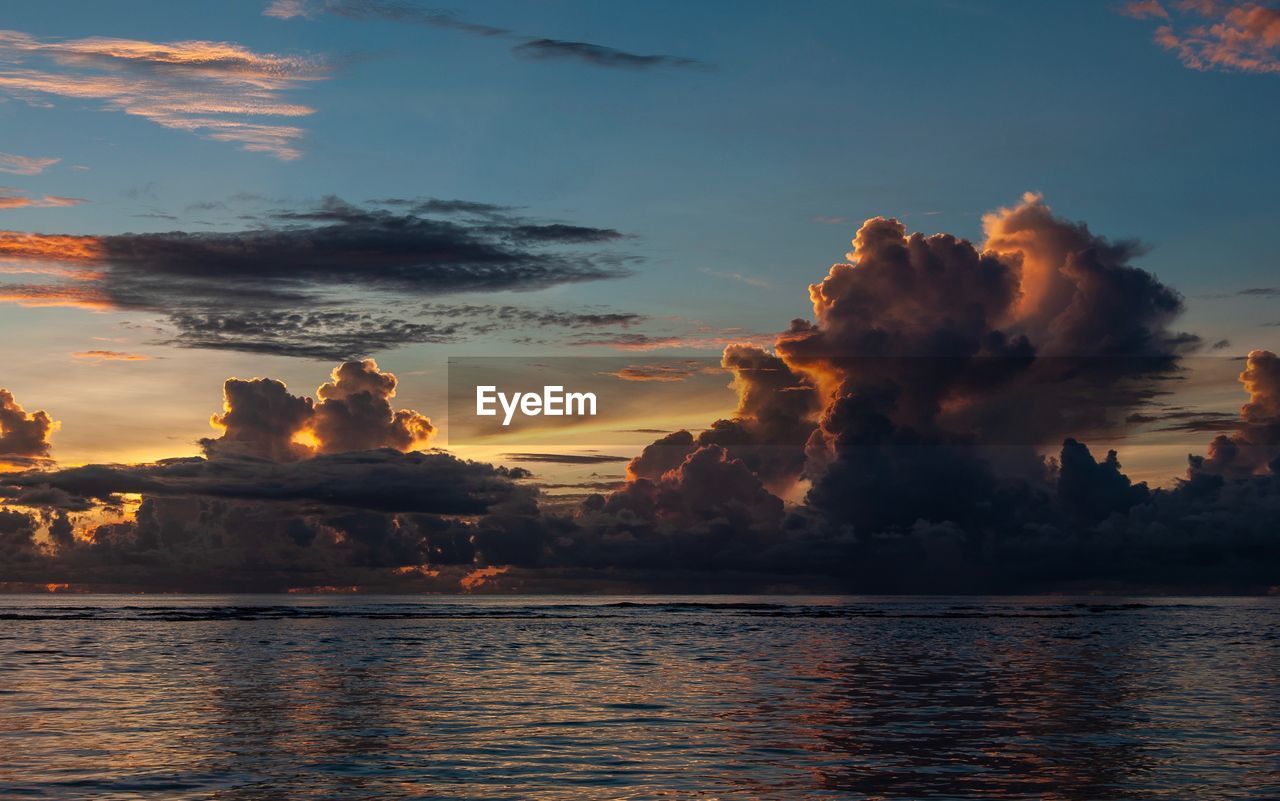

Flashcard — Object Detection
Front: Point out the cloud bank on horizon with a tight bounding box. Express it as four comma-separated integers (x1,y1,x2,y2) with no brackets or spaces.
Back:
3,195,1279,593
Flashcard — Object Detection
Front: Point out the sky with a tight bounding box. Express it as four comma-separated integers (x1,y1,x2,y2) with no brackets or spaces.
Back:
1,0,1279,592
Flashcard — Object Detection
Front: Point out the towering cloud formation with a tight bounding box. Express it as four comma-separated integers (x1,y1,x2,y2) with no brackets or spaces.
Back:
0,389,55,466
202,378,315,462
200,359,433,462
622,194,1193,533
313,359,434,453
623,344,819,495
1190,350,1280,478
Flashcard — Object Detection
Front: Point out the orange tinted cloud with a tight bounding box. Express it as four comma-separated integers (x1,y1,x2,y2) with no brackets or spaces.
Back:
0,28,326,159
0,284,113,310
0,188,87,209
0,231,103,264
460,565,508,591
0,152,59,175
1124,1,1280,73
71,350,149,362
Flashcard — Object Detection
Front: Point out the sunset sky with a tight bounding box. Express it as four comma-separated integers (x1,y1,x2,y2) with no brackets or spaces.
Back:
2,0,1279,592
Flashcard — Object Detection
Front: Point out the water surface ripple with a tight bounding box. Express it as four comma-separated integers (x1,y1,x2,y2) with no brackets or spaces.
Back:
1,595,1277,799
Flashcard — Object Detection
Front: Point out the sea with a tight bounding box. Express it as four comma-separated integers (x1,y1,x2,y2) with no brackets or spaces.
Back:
1,595,1277,800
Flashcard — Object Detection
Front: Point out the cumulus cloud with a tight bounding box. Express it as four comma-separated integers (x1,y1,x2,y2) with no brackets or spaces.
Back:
196,359,433,461
0,388,56,467
312,359,435,454
201,377,316,462
1190,349,1280,478
1123,1,1280,74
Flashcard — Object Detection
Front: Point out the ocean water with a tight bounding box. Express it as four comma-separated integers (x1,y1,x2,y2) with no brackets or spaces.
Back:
1,596,1278,800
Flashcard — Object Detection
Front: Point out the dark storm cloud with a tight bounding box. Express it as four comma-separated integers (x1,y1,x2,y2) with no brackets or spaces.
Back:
6,450,527,515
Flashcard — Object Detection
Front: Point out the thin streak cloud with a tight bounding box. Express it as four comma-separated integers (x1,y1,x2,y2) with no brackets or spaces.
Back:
0,152,59,175
0,29,327,159
264,0,706,71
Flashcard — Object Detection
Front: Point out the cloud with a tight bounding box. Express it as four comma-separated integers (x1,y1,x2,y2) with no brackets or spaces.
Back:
163,309,467,361
1190,349,1280,478
511,39,705,71
1120,0,1171,20
195,359,433,462
0,28,326,158
265,0,508,35
0,187,86,209
201,376,316,462
697,267,769,288
312,359,435,454
71,350,148,361
9,449,526,515
0,152,59,175
1123,1,1280,73
599,361,716,382
266,0,704,71
501,453,629,465
9,196,1280,593
0,389,56,467
0,197,634,356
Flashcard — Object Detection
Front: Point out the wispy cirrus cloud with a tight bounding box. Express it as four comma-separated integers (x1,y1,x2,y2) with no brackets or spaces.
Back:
0,29,327,159
0,187,86,209
0,152,59,175
264,0,706,71
70,350,149,362
1121,1,1280,74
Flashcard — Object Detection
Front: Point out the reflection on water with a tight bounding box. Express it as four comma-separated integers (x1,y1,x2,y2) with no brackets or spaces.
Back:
1,596,1278,799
